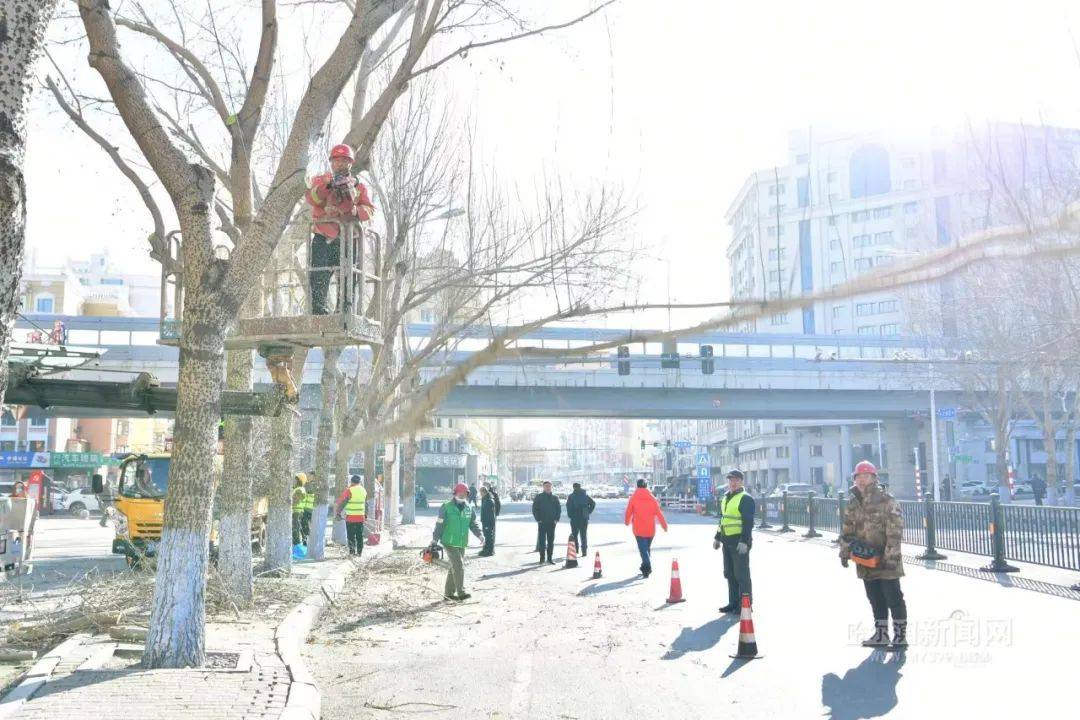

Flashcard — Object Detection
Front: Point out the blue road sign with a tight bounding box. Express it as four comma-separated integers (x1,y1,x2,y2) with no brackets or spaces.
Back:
674,440,692,449
697,476,711,501
936,407,957,420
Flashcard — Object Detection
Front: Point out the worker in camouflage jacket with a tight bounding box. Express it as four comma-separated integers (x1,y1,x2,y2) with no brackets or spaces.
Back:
838,460,908,650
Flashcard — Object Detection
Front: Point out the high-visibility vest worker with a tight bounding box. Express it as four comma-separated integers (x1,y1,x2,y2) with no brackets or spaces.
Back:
343,484,367,518
718,490,747,536
301,489,315,511
292,475,307,513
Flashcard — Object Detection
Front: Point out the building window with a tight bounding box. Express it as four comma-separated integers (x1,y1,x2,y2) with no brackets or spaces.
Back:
0,441,15,452
810,445,824,457
770,204,785,214
875,255,894,266
29,416,47,428
850,144,892,198
873,231,893,245
830,261,843,275
1,409,15,427
768,270,781,283
880,323,899,336
878,300,898,313
829,238,841,251
769,183,786,196
776,446,790,459
857,325,879,336
873,206,892,219
904,201,919,215
771,313,788,325
34,295,54,313
767,225,784,239
854,258,873,271
856,302,874,316
832,305,844,318
851,210,870,223
828,215,838,226
853,234,872,248
28,440,45,452
767,248,786,262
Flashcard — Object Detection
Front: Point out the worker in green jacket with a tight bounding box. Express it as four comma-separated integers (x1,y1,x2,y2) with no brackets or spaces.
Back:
430,482,482,601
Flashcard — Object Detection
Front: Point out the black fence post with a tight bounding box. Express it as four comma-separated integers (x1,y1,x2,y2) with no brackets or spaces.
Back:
757,495,772,529
981,492,1019,573
917,492,946,560
804,491,821,538
779,490,794,533
833,493,846,545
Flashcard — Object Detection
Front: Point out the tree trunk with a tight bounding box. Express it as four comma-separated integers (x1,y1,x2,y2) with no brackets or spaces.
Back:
995,425,1011,504
217,348,255,604
306,348,341,560
401,434,417,524
1040,375,1059,505
142,171,225,669
263,350,308,573
331,387,350,545
0,0,61,407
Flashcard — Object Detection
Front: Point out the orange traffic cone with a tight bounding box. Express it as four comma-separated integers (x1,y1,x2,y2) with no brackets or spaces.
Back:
592,552,603,579
730,593,762,659
665,558,686,604
564,536,579,568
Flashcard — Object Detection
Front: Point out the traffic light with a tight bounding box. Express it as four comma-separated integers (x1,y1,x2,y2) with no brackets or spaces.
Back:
618,345,630,376
640,439,646,450
661,339,679,369
700,344,714,375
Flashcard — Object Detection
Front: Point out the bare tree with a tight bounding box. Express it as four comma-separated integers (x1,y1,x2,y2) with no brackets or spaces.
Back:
0,0,62,407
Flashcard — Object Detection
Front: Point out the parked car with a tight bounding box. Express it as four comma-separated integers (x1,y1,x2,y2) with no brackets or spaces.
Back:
53,487,101,514
769,483,813,497
959,481,991,496
1011,482,1033,498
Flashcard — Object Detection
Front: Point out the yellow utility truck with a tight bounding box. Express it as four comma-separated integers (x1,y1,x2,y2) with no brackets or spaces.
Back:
95,453,268,567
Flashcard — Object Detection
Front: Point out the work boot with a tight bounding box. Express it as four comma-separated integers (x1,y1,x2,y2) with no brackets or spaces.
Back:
861,621,890,647
890,621,908,651
457,592,472,601
719,604,738,613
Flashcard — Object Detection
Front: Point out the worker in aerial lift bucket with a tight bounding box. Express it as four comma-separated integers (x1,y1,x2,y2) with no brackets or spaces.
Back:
304,144,376,316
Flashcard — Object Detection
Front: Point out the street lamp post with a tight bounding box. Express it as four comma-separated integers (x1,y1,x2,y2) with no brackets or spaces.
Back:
929,363,941,501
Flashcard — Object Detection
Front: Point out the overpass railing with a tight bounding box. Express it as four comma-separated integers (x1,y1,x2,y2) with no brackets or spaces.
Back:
756,491,1080,574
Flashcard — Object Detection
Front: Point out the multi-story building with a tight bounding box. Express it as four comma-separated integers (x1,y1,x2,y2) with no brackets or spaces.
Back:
722,124,1080,497
21,250,159,319
557,418,646,487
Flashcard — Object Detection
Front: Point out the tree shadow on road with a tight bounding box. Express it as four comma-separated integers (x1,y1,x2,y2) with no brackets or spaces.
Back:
661,616,739,660
821,650,906,720
477,565,545,581
577,576,642,596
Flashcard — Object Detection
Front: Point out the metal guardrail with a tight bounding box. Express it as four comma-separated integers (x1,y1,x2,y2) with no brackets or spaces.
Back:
756,490,1080,575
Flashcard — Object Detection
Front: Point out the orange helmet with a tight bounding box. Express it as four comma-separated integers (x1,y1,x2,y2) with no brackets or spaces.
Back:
852,460,878,478
329,144,354,162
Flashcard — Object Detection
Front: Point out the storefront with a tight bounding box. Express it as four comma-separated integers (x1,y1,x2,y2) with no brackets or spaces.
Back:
0,451,113,513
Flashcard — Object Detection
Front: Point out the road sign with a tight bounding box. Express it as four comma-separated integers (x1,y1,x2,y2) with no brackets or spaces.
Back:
697,476,711,501
936,407,957,420
955,454,973,464
674,440,691,449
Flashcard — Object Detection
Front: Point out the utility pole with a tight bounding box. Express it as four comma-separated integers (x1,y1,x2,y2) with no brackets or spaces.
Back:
929,363,941,500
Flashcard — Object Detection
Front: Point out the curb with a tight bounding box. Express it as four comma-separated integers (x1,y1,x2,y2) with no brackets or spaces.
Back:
275,525,428,720
0,634,87,719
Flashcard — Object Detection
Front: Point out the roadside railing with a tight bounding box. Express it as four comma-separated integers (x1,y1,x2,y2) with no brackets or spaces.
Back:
756,490,1080,576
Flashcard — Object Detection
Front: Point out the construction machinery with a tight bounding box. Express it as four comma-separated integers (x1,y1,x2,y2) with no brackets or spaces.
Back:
94,453,268,568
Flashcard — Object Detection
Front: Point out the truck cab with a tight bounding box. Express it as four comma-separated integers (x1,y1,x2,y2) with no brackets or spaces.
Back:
100,454,169,566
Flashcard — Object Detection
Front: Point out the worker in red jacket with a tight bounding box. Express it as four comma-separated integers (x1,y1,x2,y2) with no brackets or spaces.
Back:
304,143,376,315
624,478,668,577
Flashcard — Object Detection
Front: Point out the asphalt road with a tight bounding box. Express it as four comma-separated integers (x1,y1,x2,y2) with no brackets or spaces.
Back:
304,497,1078,719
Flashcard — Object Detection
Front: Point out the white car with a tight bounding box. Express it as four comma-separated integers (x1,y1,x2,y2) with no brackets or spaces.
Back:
53,488,101,514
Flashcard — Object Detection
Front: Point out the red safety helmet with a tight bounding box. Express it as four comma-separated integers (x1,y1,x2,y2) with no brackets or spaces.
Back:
852,460,878,478
329,143,354,162
453,482,469,496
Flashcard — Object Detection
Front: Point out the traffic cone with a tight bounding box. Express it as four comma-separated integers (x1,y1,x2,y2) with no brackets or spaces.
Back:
564,536,579,568
592,552,603,579
665,558,686,604
729,593,763,659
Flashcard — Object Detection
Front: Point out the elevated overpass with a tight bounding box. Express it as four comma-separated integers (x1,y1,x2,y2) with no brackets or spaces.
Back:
14,314,960,419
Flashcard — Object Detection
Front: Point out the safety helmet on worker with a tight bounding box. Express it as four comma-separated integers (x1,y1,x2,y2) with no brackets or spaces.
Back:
852,460,878,478
329,144,354,162
453,482,469,498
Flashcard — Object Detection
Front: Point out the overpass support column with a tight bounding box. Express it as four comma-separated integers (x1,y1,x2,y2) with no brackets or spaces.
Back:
839,425,852,494
790,430,801,484
882,419,919,498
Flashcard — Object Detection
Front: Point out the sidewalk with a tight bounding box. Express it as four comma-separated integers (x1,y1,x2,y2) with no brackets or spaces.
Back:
0,521,433,720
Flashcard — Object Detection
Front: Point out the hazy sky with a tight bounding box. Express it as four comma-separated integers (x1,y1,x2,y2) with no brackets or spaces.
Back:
27,0,1080,319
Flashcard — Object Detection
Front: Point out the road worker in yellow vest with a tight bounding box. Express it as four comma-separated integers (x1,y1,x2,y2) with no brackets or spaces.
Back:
299,472,316,545
712,469,756,612
292,474,308,549
334,475,368,557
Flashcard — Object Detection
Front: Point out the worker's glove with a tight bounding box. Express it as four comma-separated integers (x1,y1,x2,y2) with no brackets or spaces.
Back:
840,557,850,568
712,539,721,550
736,541,749,555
